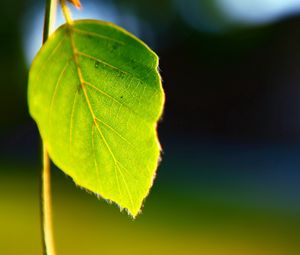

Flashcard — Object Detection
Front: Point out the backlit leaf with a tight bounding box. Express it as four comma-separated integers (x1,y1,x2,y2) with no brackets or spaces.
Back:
28,20,164,217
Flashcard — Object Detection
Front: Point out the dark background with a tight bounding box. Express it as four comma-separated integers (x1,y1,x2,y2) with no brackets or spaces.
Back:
1,0,300,254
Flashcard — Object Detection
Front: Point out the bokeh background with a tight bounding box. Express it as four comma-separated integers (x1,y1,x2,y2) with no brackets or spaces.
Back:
1,0,300,254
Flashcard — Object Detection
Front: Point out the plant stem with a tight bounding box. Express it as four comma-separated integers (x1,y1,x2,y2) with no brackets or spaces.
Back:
42,1,58,255
43,0,58,43
42,145,56,255
60,0,73,24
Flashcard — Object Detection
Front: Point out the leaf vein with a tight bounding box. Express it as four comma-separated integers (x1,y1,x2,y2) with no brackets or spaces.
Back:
69,89,79,153
77,51,143,83
95,117,133,146
48,60,71,124
72,27,125,45
85,81,148,122
92,123,101,189
35,35,67,84
116,163,135,211
84,81,124,107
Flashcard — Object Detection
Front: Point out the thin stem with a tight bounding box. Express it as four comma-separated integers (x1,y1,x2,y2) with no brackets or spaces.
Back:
43,0,58,43
41,0,58,255
60,0,73,25
42,145,56,255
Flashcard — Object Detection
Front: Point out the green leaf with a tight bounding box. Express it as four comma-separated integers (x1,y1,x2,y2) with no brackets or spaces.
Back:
28,20,164,217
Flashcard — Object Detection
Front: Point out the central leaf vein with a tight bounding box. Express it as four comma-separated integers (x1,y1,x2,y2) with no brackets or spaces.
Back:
67,26,134,204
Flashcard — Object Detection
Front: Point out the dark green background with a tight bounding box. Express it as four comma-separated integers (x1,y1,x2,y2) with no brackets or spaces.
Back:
1,0,300,254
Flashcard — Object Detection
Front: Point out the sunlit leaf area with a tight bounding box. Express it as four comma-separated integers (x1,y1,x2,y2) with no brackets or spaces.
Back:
28,20,164,217
1,0,300,254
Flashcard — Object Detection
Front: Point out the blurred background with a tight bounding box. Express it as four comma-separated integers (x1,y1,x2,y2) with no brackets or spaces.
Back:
1,0,300,254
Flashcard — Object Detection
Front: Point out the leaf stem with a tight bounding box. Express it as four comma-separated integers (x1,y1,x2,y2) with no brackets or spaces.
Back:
60,0,73,25
41,1,58,255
